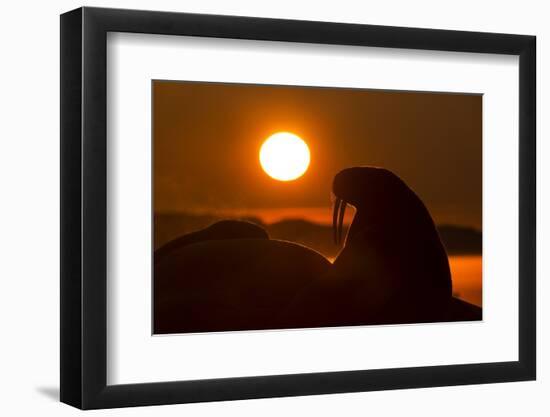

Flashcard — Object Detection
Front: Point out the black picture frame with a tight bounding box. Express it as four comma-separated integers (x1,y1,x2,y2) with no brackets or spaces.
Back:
60,6,536,410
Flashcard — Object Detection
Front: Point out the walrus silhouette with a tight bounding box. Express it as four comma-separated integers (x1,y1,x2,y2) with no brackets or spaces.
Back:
154,167,481,333
333,167,452,310
154,220,331,334
281,166,479,327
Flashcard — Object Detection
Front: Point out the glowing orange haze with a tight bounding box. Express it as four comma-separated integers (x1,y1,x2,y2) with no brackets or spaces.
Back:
449,255,482,307
186,206,355,226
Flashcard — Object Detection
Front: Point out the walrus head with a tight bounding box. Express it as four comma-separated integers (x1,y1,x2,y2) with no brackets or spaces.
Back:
332,166,416,244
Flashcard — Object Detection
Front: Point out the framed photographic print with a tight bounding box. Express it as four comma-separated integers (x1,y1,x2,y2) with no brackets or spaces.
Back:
60,6,536,409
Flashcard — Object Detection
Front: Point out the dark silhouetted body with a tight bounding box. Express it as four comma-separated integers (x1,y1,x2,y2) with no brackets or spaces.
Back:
154,222,331,333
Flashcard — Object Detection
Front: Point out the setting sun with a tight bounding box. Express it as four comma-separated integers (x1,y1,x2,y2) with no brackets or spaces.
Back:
259,132,310,181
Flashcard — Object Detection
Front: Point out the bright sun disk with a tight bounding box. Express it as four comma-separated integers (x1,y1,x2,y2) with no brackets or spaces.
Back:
259,132,310,181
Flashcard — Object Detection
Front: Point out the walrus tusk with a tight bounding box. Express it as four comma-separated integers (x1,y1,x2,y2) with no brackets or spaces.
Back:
338,200,347,245
333,198,341,244
333,198,347,245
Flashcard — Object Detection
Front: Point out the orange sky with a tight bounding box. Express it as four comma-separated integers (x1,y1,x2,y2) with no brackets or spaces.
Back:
153,81,482,229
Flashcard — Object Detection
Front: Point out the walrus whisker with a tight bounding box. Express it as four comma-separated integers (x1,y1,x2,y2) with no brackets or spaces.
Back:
333,198,342,244
338,200,347,245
